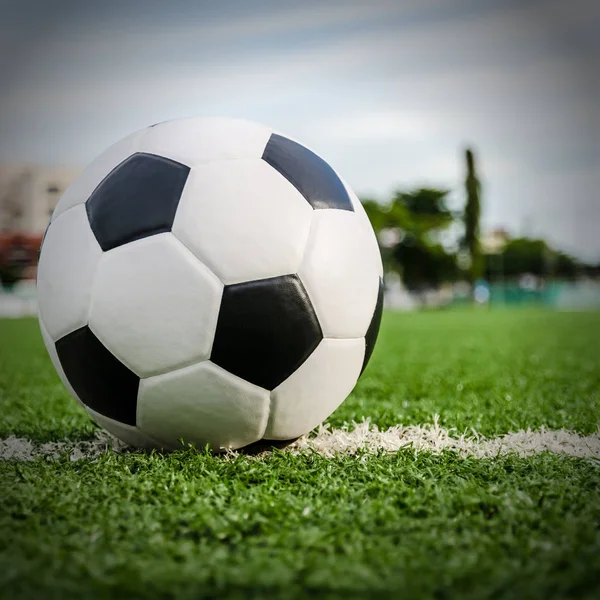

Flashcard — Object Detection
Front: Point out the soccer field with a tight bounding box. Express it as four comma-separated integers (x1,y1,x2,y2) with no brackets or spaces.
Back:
1,309,599,599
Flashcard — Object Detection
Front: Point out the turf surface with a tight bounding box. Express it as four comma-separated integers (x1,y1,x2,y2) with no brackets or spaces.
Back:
1,309,599,599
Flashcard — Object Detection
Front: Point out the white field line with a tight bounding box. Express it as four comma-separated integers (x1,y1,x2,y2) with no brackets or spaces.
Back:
294,417,600,459
1,416,600,462
0,433,123,462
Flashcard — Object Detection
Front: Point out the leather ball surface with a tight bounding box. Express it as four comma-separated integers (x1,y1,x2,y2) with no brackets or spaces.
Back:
37,117,384,451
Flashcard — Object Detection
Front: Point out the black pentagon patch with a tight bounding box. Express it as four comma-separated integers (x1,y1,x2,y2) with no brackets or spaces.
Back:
361,277,384,375
55,325,140,426
262,134,354,212
86,152,190,251
211,274,323,391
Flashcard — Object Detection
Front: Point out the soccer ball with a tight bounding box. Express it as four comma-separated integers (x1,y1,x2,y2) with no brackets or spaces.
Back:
37,117,384,451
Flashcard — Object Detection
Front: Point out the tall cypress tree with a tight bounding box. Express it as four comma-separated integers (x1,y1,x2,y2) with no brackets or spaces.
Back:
464,148,482,297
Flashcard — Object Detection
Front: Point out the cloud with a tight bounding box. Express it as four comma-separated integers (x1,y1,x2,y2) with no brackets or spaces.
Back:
4,3,595,151
0,0,598,258
308,111,441,143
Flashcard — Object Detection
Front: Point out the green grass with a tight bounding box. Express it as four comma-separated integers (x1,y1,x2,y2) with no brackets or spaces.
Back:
352,308,600,436
2,309,599,441
1,309,600,599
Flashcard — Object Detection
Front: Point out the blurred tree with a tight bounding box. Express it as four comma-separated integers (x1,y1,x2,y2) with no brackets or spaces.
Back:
361,188,454,237
0,233,41,290
360,199,391,235
554,251,580,279
463,148,482,298
582,262,600,278
360,188,458,296
392,235,458,296
391,187,454,236
0,238,30,290
483,237,580,280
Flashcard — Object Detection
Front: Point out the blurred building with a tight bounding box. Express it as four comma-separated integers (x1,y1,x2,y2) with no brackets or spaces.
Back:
481,228,510,255
0,165,80,284
0,164,80,235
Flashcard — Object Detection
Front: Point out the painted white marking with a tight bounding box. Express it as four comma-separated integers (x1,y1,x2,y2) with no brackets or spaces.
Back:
2,416,599,462
292,416,600,459
0,432,123,462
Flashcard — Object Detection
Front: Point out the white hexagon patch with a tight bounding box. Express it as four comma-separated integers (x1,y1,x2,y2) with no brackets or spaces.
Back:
137,361,270,451
88,233,223,378
173,159,313,285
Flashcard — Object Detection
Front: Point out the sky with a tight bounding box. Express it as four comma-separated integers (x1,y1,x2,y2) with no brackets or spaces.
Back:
1,0,598,260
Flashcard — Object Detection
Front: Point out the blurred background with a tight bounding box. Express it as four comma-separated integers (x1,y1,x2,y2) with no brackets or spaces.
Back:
1,0,599,316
